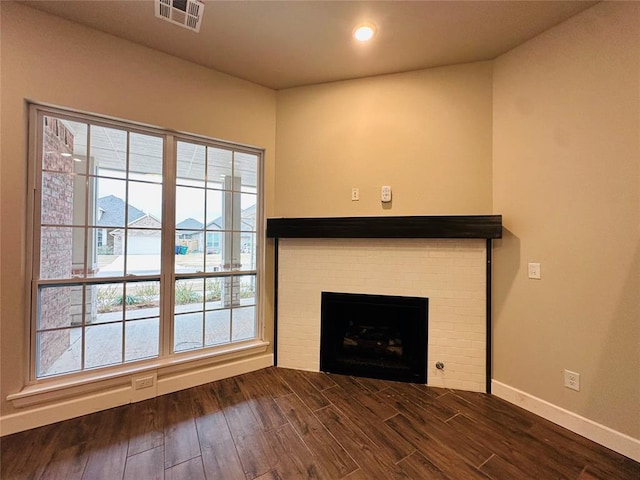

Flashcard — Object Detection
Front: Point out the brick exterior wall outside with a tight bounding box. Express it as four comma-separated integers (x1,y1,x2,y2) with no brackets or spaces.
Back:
277,238,487,392
39,118,75,374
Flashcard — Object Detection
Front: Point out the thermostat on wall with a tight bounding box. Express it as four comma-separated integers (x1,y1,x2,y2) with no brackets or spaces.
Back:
381,185,392,203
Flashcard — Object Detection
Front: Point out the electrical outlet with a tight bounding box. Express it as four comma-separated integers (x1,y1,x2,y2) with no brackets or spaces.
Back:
133,375,155,390
351,188,360,201
564,370,580,391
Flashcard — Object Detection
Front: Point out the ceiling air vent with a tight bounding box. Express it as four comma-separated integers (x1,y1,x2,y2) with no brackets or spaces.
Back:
155,0,205,33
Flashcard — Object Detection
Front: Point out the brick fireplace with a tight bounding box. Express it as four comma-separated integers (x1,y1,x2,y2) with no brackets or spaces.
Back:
267,216,501,393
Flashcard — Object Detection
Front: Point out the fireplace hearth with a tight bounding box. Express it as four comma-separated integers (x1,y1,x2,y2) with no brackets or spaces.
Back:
320,292,428,384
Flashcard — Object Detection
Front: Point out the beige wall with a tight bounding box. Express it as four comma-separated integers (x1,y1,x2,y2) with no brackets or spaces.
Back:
0,2,276,417
275,62,493,217
493,1,639,439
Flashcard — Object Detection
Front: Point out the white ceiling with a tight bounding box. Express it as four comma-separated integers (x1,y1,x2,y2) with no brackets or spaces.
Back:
21,0,598,90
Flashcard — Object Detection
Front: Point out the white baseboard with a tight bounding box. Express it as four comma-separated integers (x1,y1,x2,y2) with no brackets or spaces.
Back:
492,380,640,462
0,353,273,437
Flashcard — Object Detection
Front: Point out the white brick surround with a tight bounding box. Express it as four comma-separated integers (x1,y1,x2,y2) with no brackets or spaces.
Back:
277,238,487,392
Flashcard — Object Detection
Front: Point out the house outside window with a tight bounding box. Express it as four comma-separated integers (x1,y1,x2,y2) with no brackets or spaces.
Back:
28,104,264,380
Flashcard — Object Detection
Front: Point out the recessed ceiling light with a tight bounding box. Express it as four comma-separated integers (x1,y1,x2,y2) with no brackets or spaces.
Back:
353,24,376,42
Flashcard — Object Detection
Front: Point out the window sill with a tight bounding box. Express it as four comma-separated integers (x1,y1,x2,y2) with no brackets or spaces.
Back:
8,340,270,408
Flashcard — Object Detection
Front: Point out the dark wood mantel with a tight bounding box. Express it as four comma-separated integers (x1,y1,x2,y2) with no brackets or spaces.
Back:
267,215,502,239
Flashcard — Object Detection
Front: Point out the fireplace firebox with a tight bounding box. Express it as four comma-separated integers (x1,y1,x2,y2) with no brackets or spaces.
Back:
320,292,428,384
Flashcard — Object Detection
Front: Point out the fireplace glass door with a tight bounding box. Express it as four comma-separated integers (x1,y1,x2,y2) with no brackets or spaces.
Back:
320,292,428,384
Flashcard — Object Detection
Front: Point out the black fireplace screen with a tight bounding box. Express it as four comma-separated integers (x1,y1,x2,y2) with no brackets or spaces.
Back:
320,292,428,384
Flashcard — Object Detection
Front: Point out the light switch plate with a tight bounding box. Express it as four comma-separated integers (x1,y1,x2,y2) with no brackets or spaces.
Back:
528,262,541,279
381,185,392,203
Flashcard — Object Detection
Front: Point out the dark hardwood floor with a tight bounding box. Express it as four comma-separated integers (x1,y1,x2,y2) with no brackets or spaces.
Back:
1,367,638,479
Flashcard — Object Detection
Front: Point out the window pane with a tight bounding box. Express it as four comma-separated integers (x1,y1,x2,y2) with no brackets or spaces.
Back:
174,312,204,352
207,147,232,189
232,306,256,342
174,278,203,313
177,141,206,187
95,239,124,277
128,181,163,222
95,283,125,321
94,227,119,274
95,178,127,227
40,226,84,280
130,133,163,179
85,323,123,369
240,193,257,231
41,172,86,226
205,309,230,346
175,233,204,274
125,318,159,361
239,234,256,271
38,285,75,330
205,243,222,272
37,328,81,377
126,229,161,275
235,152,258,192
205,189,223,228
205,277,223,306
237,274,256,305
42,117,87,173
125,281,160,320
90,125,127,172
176,186,205,225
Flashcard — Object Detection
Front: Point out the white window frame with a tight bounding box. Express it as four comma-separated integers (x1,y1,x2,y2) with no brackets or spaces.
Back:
22,103,267,389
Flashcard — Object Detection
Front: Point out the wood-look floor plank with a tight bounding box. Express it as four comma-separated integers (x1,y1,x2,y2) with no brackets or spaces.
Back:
409,381,450,399
321,385,415,462
275,393,358,479
253,471,282,480
385,413,492,480
396,451,450,480
126,398,164,457
81,407,130,480
382,383,457,421
276,368,330,411
314,405,412,479
303,370,338,392
37,416,91,480
0,424,61,480
350,375,390,393
165,456,206,480
527,420,640,480
123,445,164,480
439,392,585,479
329,374,399,420
577,467,604,480
267,423,334,480
37,442,89,480
377,388,493,468
342,468,374,480
479,453,538,480
233,431,278,479
445,411,571,479
236,371,289,432
254,367,294,398
191,384,246,480
212,377,276,478
161,389,202,469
